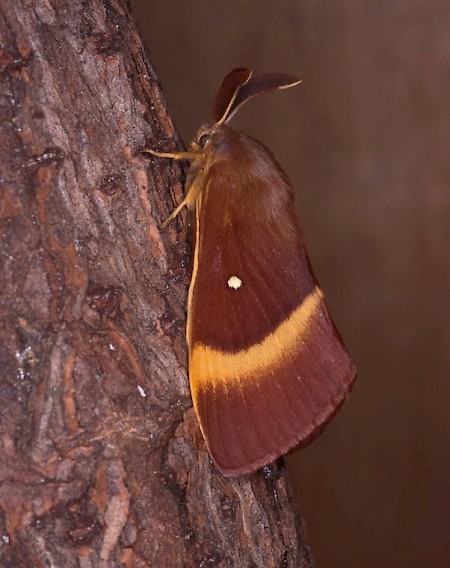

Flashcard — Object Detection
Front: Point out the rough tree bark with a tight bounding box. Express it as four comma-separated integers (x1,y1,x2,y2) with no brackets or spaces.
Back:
0,1,314,566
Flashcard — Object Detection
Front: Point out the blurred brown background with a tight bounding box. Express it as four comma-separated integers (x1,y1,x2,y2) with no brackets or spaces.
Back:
131,2,450,566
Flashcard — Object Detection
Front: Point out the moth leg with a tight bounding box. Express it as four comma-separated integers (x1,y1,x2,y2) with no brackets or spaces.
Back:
144,147,204,228
144,148,202,161
161,198,189,228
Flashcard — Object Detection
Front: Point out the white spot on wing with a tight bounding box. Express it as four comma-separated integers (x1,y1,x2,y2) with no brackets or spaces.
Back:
227,275,242,290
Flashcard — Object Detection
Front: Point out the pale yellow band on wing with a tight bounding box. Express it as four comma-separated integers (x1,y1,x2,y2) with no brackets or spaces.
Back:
190,286,323,390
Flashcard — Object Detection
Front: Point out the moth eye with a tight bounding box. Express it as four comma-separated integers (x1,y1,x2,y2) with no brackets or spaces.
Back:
198,133,211,148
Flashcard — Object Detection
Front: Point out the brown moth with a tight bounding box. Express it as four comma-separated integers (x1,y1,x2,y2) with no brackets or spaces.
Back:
148,68,356,476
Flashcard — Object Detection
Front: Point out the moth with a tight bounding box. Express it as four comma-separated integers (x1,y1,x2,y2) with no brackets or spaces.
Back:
148,68,356,476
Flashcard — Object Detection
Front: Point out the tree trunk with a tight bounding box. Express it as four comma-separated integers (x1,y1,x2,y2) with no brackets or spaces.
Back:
0,1,313,566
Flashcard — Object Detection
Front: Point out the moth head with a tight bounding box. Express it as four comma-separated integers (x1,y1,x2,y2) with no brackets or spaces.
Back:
190,125,216,154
